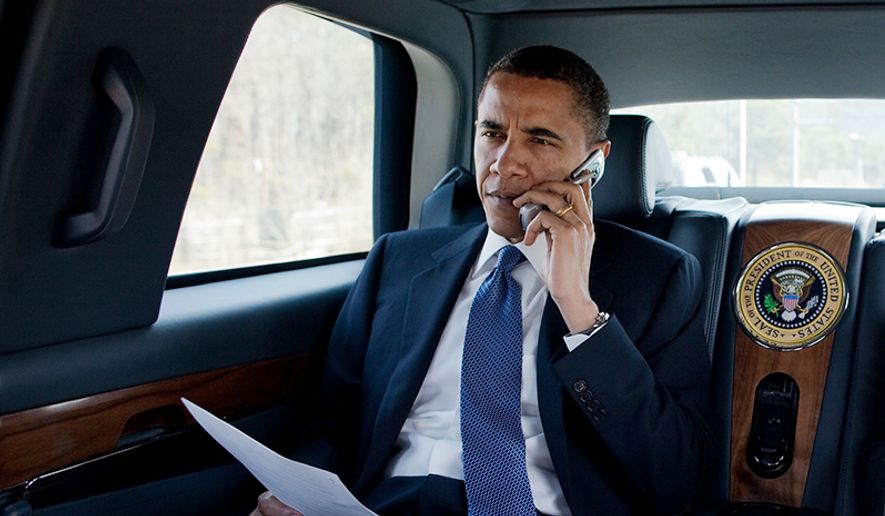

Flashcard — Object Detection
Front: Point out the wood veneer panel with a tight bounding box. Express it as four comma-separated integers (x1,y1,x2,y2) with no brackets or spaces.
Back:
730,204,858,506
0,355,307,489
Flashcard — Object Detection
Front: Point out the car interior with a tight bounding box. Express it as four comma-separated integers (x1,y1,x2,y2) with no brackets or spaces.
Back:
1,0,884,515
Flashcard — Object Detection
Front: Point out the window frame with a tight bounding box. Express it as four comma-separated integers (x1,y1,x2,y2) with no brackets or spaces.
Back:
166,20,416,288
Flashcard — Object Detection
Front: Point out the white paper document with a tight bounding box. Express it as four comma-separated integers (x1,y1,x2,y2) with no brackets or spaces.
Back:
180,397,377,516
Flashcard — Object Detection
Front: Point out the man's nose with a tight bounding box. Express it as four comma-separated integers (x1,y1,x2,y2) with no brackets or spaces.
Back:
490,141,528,178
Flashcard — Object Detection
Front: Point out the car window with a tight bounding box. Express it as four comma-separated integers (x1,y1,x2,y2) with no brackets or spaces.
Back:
614,99,885,190
169,5,374,275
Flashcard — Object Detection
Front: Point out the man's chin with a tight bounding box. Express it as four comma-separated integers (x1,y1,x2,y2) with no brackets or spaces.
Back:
487,219,525,242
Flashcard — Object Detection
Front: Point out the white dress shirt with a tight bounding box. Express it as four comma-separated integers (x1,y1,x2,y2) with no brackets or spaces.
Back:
385,229,591,516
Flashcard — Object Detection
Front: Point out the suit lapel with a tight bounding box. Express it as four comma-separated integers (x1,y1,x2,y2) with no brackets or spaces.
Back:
356,224,487,490
536,262,613,505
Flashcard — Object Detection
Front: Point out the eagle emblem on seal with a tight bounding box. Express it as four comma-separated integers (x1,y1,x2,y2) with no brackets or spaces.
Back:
767,268,819,322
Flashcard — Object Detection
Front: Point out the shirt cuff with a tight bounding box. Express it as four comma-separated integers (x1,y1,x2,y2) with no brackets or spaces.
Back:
562,322,608,352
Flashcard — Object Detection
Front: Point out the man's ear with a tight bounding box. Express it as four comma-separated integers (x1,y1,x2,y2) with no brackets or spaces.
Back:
586,139,612,159
600,139,612,158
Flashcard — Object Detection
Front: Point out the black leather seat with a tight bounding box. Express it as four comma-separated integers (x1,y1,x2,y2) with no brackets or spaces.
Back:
835,233,885,515
600,115,749,357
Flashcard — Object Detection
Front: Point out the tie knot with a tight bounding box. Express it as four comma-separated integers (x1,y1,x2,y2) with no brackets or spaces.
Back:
495,245,526,274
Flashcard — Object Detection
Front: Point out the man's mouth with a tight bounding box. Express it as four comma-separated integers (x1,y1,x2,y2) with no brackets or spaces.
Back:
485,192,520,209
486,189,524,200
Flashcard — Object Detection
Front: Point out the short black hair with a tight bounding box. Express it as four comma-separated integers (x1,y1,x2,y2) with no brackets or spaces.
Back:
480,45,611,145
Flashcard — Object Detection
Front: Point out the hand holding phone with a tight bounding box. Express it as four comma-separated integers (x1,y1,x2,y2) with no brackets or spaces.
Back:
518,149,605,231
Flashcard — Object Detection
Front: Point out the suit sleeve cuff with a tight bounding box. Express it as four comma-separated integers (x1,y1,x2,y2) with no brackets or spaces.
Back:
562,317,611,351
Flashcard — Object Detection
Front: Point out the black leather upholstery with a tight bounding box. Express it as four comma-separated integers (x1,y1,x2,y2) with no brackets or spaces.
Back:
856,441,885,516
594,114,670,224
418,166,484,228
836,234,885,515
656,196,748,357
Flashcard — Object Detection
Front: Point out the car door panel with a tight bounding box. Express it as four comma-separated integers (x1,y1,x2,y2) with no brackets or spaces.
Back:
0,261,361,511
0,0,261,350
0,0,424,509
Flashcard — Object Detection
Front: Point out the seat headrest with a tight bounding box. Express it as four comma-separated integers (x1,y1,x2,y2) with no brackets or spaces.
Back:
593,114,672,223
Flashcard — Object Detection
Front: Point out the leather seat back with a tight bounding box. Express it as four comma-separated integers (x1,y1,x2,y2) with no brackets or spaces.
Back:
835,234,885,515
601,115,749,357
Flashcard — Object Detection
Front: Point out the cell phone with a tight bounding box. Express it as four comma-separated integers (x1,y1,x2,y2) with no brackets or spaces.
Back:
518,149,606,231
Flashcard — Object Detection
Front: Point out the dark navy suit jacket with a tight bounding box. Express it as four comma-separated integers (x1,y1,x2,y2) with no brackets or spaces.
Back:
294,220,713,515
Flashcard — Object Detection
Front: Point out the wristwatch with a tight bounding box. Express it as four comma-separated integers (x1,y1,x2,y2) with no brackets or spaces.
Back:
566,311,611,338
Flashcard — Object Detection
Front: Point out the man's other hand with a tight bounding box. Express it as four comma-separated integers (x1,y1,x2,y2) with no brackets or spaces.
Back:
249,491,303,516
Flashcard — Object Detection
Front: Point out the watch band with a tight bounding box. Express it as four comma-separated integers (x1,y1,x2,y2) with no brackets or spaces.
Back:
566,311,611,338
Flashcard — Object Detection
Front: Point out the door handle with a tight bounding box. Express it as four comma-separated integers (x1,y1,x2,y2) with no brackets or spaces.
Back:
55,48,154,247
117,404,186,448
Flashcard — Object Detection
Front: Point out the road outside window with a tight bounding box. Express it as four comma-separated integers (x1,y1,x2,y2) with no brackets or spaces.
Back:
170,5,374,275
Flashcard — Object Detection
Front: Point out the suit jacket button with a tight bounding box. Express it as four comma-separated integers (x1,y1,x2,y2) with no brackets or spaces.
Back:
587,399,600,411
579,390,593,403
573,380,587,393
596,407,608,420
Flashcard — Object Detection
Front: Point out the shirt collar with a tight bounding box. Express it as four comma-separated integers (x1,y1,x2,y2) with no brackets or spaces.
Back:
472,228,549,281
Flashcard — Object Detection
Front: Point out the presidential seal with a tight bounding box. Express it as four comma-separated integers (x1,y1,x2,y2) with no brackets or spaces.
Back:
734,242,848,350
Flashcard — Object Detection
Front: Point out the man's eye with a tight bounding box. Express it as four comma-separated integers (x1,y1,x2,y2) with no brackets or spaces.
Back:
481,130,503,139
531,137,551,146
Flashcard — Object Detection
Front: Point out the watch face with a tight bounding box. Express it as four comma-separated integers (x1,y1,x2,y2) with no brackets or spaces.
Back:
590,311,610,330
569,312,610,337
733,242,848,351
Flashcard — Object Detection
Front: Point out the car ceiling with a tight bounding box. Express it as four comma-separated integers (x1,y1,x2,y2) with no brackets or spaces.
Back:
467,7,885,108
307,0,885,113
433,0,885,12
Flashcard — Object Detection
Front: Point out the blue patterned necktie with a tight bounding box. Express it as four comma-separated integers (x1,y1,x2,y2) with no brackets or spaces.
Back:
460,245,535,516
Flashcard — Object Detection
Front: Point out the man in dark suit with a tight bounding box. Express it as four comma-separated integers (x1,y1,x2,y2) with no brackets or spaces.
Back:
253,45,712,515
